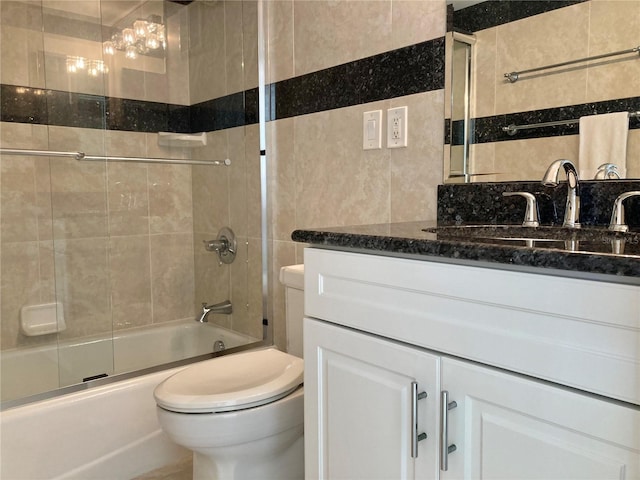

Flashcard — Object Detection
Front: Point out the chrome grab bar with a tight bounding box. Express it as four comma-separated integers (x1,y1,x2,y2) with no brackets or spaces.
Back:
0,147,230,166
0,148,83,159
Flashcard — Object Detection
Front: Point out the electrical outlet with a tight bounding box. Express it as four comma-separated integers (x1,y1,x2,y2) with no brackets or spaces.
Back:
387,106,408,148
363,110,382,150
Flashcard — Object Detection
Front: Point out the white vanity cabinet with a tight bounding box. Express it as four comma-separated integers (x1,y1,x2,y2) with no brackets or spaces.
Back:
304,318,440,480
303,248,640,479
442,358,639,479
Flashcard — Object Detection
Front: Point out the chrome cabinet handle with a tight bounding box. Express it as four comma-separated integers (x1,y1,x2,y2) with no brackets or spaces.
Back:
410,381,428,458
440,390,458,471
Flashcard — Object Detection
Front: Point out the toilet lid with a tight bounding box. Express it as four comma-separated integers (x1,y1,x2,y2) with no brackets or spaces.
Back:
154,348,304,413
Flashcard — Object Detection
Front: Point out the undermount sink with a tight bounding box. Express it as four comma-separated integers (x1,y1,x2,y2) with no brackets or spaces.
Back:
422,225,640,255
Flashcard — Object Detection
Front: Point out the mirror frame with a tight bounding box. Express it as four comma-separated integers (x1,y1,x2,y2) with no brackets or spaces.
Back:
445,31,475,183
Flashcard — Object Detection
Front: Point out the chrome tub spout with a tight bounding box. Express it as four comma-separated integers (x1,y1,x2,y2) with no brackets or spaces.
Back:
196,300,233,322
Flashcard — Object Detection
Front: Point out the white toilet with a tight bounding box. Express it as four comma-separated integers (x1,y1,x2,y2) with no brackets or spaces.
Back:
154,264,305,480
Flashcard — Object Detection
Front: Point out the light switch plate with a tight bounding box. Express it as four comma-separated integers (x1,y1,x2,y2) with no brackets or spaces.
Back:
363,110,382,150
387,106,408,148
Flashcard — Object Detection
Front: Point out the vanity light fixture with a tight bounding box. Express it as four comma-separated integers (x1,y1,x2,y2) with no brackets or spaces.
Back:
103,15,166,60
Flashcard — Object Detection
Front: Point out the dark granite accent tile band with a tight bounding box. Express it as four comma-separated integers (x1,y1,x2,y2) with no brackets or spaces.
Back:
49,91,107,130
446,96,640,146
270,37,445,121
105,97,188,133
449,0,586,34
0,83,252,134
0,84,194,133
1,85,48,125
444,118,452,145
190,88,259,133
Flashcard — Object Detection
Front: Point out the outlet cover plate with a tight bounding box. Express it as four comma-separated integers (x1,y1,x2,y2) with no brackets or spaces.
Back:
387,106,408,148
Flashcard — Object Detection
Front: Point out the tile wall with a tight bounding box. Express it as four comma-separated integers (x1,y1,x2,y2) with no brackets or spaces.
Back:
265,0,447,350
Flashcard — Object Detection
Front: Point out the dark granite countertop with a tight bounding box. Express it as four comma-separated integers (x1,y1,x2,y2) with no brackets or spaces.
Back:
291,221,640,285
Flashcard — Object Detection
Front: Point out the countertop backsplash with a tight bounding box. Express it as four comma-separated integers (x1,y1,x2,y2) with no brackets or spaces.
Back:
437,181,640,228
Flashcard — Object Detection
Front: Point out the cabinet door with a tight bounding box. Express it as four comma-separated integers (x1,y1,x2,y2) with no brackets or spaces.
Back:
304,318,440,480
441,358,640,480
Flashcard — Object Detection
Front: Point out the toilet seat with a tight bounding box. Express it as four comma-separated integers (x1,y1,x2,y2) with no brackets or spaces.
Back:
154,348,304,414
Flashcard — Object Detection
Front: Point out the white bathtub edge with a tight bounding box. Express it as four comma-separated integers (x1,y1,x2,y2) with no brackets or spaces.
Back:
54,429,188,480
1,366,188,480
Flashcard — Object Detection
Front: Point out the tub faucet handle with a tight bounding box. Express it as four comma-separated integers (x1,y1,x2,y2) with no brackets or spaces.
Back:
203,227,237,264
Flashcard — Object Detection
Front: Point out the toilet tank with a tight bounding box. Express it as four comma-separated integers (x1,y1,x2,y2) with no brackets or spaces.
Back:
279,264,304,358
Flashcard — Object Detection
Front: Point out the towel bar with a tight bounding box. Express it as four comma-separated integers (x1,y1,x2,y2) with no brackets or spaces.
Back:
502,111,640,136
504,46,640,83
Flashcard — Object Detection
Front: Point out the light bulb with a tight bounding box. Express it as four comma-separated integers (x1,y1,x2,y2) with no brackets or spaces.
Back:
123,28,135,45
75,56,86,69
134,20,147,39
146,33,159,50
125,45,137,59
103,41,115,56
146,15,161,32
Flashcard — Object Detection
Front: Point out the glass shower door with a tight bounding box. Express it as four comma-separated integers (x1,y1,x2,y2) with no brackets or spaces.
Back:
0,0,266,406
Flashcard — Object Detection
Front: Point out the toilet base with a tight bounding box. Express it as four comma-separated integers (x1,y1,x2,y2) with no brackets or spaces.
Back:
193,428,304,480
157,387,305,480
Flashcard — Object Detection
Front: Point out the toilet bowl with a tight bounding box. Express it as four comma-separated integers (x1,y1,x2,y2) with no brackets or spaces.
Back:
154,265,305,480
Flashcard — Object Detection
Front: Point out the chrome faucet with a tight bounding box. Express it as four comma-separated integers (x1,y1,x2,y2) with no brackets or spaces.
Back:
594,163,621,180
541,159,580,228
609,191,640,232
196,300,233,322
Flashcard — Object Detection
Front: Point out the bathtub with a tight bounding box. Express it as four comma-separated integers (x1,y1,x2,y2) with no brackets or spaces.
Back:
0,322,259,480
1,319,256,402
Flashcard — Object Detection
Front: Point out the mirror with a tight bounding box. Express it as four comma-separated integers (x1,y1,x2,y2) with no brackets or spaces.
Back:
445,0,640,183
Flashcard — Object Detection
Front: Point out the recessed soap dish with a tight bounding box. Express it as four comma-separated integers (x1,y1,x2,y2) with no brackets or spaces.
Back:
20,302,66,336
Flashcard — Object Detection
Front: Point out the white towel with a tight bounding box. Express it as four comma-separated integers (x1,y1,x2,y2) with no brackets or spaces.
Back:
578,112,629,179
